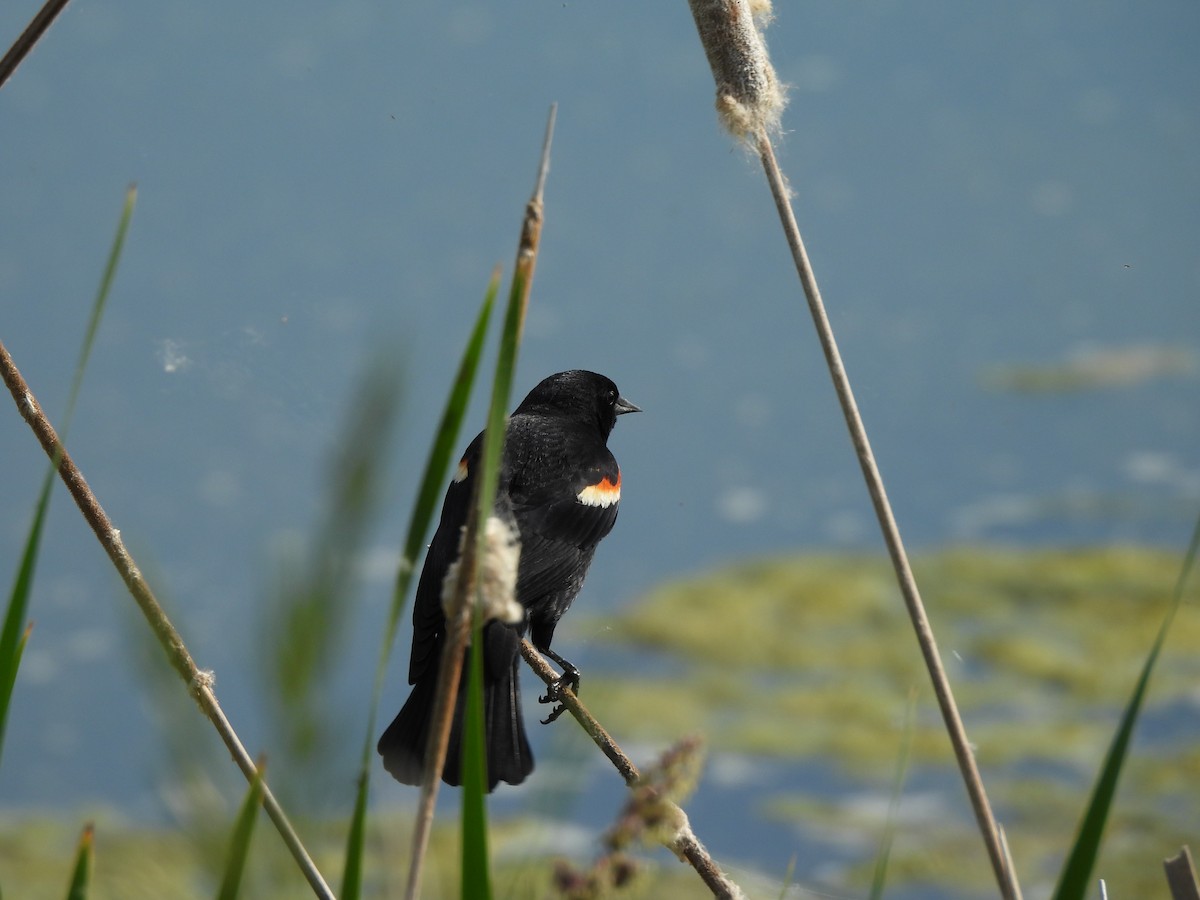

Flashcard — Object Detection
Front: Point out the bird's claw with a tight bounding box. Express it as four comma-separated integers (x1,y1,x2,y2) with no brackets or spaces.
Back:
538,666,581,725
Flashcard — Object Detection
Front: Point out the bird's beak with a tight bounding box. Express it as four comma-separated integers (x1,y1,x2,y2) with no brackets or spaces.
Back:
615,396,642,415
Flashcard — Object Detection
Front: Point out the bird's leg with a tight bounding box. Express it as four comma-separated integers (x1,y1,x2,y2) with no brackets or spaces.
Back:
538,647,581,724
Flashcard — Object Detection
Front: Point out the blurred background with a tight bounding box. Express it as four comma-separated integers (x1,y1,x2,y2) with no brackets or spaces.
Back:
1,0,1196,896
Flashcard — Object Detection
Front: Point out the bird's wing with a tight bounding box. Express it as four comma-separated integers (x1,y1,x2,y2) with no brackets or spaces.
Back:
510,450,621,601
517,457,621,550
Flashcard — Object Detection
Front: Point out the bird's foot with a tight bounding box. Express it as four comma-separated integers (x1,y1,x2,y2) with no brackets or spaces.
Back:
539,661,580,725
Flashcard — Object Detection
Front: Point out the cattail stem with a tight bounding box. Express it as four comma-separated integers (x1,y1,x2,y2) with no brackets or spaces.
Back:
403,513,479,900
0,339,334,899
755,118,1022,900
0,0,72,89
686,2,1023,897
403,105,557,900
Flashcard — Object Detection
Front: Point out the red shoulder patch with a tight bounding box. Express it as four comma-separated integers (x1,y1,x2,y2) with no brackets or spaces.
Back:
576,471,621,508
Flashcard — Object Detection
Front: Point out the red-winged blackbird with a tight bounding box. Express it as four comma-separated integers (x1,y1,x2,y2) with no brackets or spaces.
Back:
378,370,640,791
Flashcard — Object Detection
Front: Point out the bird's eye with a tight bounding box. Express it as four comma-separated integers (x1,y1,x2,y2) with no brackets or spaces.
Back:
606,389,617,405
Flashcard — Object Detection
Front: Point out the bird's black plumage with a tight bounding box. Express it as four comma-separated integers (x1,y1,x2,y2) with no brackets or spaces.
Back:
378,370,639,790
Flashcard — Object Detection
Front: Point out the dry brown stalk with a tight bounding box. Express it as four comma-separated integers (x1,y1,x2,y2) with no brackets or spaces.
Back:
0,0,73,89
685,3,1022,898
521,641,743,899
402,105,557,900
0,339,334,899
1165,846,1200,900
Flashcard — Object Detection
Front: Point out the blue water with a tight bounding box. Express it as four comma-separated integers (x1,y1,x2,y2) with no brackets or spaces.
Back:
1,0,1197,890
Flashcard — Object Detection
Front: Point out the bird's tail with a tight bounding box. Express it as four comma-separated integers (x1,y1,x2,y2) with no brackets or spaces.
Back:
377,673,437,786
447,651,535,790
378,638,533,790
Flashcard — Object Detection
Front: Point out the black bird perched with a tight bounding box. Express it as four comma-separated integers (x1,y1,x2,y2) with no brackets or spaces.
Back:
378,369,640,791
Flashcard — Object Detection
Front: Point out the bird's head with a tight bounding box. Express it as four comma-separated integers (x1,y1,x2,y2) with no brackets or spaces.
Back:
516,370,641,439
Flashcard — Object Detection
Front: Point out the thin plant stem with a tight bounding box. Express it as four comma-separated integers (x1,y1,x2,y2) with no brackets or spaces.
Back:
403,512,481,900
1163,846,1200,900
520,640,742,899
341,276,497,900
513,103,554,336
0,0,73,89
755,132,1020,900
684,4,1020,893
403,105,556,900
0,340,334,900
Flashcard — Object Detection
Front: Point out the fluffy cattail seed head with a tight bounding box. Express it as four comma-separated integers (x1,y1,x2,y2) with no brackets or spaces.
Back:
441,515,523,625
688,0,786,139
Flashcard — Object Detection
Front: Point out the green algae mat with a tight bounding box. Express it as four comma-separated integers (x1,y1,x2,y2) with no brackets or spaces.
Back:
585,545,1199,897
1,547,1194,898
